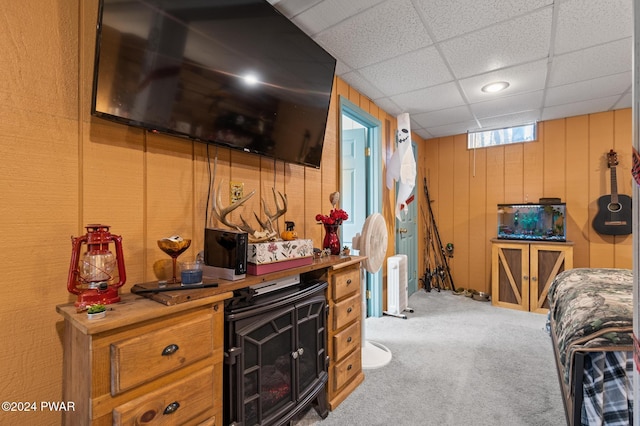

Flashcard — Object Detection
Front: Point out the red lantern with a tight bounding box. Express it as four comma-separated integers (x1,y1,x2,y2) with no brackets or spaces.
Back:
67,224,126,309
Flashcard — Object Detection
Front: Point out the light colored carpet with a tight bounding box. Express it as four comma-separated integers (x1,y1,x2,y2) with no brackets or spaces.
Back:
296,290,565,426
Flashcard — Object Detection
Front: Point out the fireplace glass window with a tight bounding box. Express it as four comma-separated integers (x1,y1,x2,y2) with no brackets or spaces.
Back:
225,280,328,425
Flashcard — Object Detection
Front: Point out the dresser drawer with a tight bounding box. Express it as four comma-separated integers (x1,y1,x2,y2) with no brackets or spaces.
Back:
333,320,360,361
331,267,359,301
113,365,215,425
332,348,362,391
332,293,360,331
111,312,214,395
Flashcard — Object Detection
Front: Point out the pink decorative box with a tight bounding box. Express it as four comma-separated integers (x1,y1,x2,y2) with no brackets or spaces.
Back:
247,256,313,275
247,239,315,275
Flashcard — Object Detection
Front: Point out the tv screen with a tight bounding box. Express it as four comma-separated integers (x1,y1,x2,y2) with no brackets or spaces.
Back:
91,0,336,168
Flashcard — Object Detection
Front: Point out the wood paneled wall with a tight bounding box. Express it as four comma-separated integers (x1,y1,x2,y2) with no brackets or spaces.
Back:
0,2,402,424
2,2,631,424
417,109,633,294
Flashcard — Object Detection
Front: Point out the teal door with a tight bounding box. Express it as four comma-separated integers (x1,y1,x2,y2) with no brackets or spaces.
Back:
341,128,367,254
395,142,418,296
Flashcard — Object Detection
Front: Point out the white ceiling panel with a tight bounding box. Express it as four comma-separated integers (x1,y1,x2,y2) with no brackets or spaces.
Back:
414,0,552,42
372,97,403,116
548,38,632,87
267,0,322,19
541,96,622,121
553,0,632,54
339,71,386,100
544,72,632,107
390,82,465,113
471,91,544,119
271,0,633,139
291,0,386,35
477,110,541,129
412,105,474,129
313,0,432,69
426,121,481,138
357,46,452,96
439,7,552,79
615,92,632,110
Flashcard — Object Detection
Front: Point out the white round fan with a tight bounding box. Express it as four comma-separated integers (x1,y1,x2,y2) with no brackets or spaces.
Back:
352,213,392,369
352,213,388,274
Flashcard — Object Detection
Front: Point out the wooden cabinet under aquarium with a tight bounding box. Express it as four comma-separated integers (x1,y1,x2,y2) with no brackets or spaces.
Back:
491,239,573,313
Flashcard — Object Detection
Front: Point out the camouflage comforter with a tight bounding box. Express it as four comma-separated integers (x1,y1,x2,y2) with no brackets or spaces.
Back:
548,268,633,385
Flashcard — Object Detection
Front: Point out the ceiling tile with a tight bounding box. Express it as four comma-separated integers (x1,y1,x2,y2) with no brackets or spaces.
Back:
414,0,552,41
389,82,465,113
357,46,452,97
280,0,632,139
414,128,434,140
313,0,432,69
334,61,351,75
541,96,621,121
471,91,544,119
477,110,542,129
291,0,386,36
459,59,548,103
548,38,632,87
439,7,552,79
270,0,323,19
339,71,386,100
554,0,632,54
426,121,481,138
412,105,474,129
373,97,404,116
544,72,631,107
614,92,632,110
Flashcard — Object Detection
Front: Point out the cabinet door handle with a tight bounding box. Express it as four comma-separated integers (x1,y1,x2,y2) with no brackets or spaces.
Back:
531,276,537,281
163,401,180,415
161,344,179,356
523,275,529,280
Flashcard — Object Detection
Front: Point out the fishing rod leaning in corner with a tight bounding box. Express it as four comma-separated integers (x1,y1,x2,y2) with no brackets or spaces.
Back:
421,177,455,292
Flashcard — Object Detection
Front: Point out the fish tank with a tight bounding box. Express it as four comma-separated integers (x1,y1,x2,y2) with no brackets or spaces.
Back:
497,203,566,242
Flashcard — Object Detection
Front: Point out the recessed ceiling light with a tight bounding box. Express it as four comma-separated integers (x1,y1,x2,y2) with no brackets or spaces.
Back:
481,81,510,93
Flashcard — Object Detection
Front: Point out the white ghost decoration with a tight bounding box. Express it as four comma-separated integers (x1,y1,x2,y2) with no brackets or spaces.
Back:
386,113,416,219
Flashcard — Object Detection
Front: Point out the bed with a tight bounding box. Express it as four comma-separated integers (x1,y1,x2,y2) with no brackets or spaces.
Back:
548,268,634,426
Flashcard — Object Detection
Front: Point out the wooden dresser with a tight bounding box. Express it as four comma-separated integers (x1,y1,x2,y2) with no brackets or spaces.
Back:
57,255,364,425
57,293,231,425
325,260,364,409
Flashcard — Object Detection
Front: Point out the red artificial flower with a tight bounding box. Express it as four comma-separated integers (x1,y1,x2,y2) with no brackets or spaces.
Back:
316,208,349,225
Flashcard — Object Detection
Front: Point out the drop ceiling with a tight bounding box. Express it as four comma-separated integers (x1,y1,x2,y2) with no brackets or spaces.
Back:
268,0,632,140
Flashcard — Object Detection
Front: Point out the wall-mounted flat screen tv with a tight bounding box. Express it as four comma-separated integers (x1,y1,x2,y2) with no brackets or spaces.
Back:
91,0,336,168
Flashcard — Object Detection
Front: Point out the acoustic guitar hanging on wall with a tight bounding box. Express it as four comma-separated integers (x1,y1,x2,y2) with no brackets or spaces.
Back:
592,149,632,235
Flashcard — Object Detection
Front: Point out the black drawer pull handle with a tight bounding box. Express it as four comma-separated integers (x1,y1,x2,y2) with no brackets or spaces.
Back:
346,279,352,285
347,336,352,343
163,401,180,415
161,344,179,356
347,307,352,313
347,364,352,371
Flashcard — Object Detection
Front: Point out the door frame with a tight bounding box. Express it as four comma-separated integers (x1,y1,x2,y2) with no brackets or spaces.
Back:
339,97,383,317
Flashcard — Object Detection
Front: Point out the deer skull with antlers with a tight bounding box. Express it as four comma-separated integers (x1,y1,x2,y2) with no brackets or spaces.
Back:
211,181,287,243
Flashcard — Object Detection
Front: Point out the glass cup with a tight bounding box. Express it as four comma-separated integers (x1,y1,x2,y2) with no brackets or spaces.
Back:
180,261,203,286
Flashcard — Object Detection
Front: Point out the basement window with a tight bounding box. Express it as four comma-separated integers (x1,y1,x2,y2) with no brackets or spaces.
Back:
467,122,537,149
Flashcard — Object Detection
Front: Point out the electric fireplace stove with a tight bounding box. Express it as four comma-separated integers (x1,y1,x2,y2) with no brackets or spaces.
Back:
224,279,329,425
